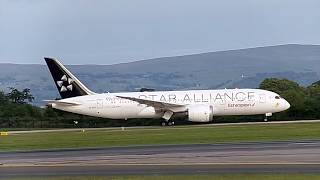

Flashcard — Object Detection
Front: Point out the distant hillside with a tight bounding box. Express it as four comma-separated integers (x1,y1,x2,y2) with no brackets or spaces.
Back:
1,44,320,105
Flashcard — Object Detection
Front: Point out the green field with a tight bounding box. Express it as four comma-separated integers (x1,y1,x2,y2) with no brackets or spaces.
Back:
1,122,320,151
6,174,320,180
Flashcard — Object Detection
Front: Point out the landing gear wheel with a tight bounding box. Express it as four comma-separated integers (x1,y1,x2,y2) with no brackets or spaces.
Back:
161,120,175,126
167,120,175,126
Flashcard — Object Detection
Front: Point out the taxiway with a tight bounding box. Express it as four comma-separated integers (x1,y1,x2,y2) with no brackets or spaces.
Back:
1,140,320,177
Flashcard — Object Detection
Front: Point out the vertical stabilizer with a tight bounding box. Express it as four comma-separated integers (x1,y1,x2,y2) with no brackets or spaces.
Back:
44,57,96,99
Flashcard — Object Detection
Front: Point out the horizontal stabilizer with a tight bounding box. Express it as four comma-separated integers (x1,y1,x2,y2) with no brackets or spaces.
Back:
44,100,82,106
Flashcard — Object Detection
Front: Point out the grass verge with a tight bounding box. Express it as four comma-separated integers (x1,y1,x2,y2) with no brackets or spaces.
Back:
1,122,320,151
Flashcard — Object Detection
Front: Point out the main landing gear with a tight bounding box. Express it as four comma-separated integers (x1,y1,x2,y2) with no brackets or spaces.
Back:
161,120,175,126
161,111,175,126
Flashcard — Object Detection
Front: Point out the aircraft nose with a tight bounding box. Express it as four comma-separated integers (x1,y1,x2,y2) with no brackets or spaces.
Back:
284,99,290,110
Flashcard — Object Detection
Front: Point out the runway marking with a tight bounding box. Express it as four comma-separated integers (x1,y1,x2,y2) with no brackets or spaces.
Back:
294,142,320,145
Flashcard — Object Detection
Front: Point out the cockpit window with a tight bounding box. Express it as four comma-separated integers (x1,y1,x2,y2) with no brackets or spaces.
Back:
275,96,280,99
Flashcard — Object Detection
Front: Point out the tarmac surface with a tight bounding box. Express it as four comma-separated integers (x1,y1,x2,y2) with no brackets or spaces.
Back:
1,140,320,177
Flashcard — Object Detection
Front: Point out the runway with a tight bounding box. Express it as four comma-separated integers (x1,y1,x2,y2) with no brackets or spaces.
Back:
1,140,320,177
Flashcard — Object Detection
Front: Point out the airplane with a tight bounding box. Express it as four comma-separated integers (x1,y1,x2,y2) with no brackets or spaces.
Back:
44,57,290,126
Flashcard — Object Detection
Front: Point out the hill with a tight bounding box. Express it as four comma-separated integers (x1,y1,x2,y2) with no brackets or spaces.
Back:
1,44,320,105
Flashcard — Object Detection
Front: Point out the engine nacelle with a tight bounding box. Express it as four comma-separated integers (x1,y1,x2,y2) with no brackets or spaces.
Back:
187,105,214,122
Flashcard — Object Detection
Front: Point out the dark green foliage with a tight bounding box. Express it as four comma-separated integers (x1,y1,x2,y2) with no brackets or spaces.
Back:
6,87,34,104
260,78,320,120
260,78,303,94
0,91,7,105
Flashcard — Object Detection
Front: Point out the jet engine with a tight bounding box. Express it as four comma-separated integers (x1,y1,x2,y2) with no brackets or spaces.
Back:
187,105,214,122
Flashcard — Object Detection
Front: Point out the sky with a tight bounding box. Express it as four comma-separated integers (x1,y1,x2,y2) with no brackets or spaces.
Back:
1,0,320,65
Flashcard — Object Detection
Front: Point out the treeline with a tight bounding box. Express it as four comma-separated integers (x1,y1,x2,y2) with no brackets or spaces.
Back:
1,78,320,128
260,78,320,120
0,88,149,128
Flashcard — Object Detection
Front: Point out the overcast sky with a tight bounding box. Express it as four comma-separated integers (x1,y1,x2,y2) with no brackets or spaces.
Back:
1,0,320,64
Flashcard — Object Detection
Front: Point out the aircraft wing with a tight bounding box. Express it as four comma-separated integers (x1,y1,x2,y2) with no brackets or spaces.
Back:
116,96,187,112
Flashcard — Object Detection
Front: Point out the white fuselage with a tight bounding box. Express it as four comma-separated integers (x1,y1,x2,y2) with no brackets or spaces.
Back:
52,89,290,120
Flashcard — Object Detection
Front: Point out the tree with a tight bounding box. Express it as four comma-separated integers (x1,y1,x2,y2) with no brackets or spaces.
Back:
0,91,8,105
281,89,306,118
259,78,307,119
304,81,320,118
22,88,34,103
307,80,320,97
6,87,34,104
259,78,304,94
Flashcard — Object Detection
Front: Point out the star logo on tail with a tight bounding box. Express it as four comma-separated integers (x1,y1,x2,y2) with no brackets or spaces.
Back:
56,75,74,92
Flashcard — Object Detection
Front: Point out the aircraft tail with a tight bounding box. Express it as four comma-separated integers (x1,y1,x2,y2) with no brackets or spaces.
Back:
44,57,96,99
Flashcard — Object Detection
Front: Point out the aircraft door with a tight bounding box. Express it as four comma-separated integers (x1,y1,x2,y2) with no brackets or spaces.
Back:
96,99,103,115
97,99,103,109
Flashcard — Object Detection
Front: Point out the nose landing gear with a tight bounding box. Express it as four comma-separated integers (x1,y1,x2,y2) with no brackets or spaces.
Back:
264,112,272,122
